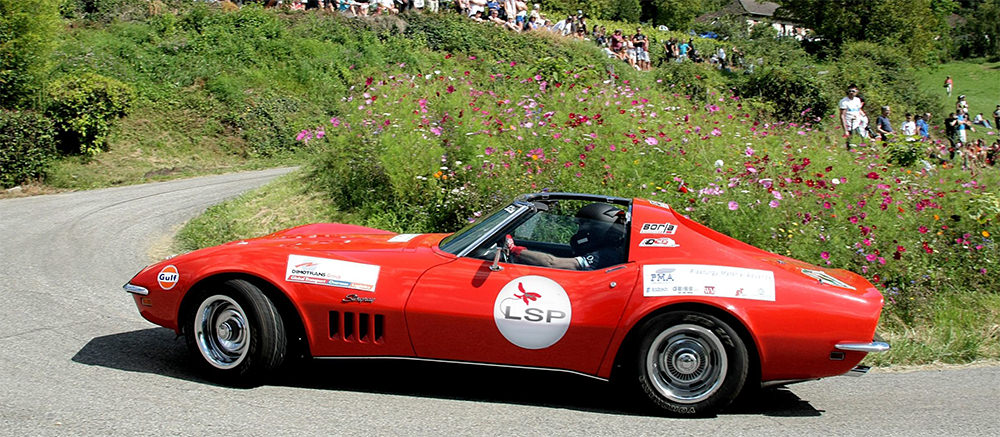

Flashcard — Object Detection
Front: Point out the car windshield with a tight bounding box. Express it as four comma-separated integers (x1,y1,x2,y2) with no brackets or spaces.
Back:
439,203,523,255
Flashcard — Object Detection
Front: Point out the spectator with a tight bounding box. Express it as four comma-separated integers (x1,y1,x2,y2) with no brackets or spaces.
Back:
994,105,1000,132
552,15,571,35
610,29,625,57
632,27,649,71
956,95,969,113
625,41,637,70
945,112,959,150
973,112,993,129
469,0,486,17
514,0,527,25
916,113,930,140
944,76,953,97
901,112,916,139
677,39,690,61
875,106,894,141
956,110,972,144
838,85,864,148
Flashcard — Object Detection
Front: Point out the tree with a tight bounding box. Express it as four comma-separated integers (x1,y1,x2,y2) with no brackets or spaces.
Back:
776,0,953,63
0,0,61,108
613,0,641,22
649,0,701,30
956,0,1000,59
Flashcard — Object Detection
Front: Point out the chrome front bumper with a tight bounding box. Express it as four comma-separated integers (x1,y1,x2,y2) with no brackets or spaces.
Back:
835,341,891,353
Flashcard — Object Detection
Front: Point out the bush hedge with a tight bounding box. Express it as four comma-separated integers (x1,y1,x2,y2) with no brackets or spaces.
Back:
46,72,135,155
0,110,58,188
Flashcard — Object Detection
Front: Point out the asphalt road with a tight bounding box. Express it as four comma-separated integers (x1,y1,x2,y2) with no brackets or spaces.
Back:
1,169,998,436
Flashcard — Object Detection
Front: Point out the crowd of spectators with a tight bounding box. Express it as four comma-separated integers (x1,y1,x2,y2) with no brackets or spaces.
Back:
243,0,746,72
840,83,1000,172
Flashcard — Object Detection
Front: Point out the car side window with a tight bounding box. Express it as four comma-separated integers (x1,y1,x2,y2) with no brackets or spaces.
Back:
513,211,578,245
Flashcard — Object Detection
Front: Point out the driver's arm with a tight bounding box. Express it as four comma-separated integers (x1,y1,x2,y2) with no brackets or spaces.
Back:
512,249,584,270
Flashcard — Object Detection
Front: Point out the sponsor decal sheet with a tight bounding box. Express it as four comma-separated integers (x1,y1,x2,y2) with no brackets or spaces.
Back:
643,264,776,301
285,255,380,292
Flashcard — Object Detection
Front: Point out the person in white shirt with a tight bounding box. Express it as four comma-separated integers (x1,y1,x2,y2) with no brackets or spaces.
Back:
839,85,864,148
901,112,917,137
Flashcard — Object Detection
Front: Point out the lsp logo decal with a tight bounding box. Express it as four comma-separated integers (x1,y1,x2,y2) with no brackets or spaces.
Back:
493,276,572,349
157,265,179,290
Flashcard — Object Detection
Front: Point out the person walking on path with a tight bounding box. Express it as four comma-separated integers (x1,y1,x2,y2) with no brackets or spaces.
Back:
839,85,865,149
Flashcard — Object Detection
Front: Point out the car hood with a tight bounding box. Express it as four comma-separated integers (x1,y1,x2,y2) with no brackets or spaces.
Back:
235,223,445,253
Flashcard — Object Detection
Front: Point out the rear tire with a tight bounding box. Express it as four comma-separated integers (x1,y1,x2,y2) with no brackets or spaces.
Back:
185,279,287,385
635,311,748,416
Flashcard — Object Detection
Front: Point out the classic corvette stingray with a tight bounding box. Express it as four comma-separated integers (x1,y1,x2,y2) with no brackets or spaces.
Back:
125,192,888,416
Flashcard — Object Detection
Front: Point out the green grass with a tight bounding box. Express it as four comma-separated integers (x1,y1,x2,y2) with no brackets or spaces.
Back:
866,291,1000,366
174,169,354,252
44,105,306,189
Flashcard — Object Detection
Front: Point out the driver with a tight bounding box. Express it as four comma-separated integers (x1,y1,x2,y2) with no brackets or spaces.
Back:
505,202,626,270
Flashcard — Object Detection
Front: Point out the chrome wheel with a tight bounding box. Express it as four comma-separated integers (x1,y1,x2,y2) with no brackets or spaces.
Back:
194,294,250,369
645,323,728,404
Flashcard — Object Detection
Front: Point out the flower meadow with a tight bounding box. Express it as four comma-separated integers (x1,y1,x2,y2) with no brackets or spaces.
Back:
302,58,998,323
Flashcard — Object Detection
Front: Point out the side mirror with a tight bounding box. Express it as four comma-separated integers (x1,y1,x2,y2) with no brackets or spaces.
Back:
490,245,505,272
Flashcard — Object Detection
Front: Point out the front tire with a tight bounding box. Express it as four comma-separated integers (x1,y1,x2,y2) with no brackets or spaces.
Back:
185,279,287,384
636,311,748,416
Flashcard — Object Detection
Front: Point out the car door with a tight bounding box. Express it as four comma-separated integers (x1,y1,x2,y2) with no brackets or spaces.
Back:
405,207,638,376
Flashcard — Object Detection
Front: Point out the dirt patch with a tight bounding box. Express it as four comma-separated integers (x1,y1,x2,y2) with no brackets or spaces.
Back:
143,166,191,179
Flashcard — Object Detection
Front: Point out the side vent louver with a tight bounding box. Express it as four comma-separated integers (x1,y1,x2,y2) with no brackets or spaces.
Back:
329,311,384,344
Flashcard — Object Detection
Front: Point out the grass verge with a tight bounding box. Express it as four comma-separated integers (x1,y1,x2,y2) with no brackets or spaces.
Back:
866,291,1000,366
173,169,354,252
43,105,305,190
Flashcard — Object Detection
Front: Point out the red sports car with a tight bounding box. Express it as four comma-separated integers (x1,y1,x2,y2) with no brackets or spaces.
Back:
125,192,888,416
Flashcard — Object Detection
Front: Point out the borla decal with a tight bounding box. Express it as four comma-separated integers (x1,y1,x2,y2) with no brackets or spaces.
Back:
801,269,856,290
640,222,678,234
494,276,572,349
643,264,776,301
639,237,680,248
285,255,380,292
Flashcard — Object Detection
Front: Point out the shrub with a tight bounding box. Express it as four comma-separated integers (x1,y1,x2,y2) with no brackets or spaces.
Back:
0,110,57,188
733,62,830,120
886,141,922,167
654,61,726,102
226,93,304,157
0,0,61,108
46,72,135,155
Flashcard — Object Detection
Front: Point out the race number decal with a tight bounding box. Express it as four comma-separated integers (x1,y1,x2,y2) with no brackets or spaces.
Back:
643,264,775,301
494,276,572,349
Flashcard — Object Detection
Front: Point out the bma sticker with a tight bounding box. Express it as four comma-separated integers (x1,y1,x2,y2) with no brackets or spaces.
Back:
640,222,678,234
801,269,856,290
643,264,776,301
639,237,680,248
494,276,572,349
285,255,380,292
157,265,179,290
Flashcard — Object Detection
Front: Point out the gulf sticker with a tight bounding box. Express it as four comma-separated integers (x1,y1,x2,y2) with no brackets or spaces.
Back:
493,276,572,350
157,265,179,290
